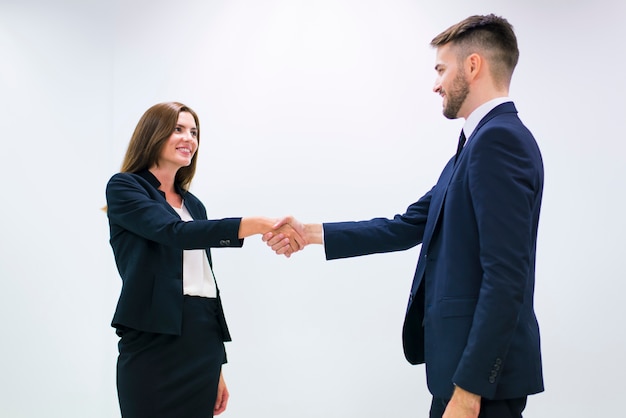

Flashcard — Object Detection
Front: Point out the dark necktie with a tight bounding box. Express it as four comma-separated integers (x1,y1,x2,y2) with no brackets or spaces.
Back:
455,130,466,163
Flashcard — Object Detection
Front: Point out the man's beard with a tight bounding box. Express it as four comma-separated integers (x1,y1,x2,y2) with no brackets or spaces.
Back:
443,72,469,119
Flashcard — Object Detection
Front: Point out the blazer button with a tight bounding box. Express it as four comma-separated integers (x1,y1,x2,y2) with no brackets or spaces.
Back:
220,239,231,246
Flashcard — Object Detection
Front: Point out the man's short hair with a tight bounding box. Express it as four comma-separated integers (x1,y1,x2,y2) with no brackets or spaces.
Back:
431,14,519,86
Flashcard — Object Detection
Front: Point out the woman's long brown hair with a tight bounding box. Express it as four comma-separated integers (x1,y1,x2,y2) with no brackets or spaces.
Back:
120,101,201,191
102,102,201,212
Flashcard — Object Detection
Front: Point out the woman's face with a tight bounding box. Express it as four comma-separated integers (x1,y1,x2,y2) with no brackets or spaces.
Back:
157,111,198,171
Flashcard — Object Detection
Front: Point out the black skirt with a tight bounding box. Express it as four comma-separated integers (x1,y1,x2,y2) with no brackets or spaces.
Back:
117,296,226,418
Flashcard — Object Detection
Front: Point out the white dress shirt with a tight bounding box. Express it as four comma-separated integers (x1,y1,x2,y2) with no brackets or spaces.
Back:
172,203,218,298
462,97,512,140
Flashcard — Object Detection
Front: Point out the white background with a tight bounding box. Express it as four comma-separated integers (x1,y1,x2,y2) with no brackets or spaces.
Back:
1,0,625,417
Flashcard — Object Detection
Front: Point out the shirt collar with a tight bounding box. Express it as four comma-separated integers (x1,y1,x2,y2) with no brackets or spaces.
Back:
463,97,512,139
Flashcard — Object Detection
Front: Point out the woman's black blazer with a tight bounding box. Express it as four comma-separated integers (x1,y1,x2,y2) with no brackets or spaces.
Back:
106,169,242,340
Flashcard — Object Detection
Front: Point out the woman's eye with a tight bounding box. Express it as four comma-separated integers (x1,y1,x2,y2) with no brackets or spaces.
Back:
174,127,182,133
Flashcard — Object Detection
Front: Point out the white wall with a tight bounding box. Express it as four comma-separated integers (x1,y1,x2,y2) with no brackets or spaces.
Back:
1,0,625,417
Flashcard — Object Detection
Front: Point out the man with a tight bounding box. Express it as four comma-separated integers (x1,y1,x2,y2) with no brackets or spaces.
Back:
266,14,544,418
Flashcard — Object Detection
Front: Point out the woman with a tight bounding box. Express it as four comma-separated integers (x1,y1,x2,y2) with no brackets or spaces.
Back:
105,102,303,417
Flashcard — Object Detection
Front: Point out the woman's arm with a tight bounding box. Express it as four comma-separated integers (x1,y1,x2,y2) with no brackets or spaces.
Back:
214,371,229,415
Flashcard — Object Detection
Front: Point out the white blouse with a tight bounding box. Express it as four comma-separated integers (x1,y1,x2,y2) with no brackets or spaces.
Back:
171,203,217,298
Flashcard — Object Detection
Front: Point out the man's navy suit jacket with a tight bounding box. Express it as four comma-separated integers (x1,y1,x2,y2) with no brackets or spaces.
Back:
323,103,544,400
106,170,243,340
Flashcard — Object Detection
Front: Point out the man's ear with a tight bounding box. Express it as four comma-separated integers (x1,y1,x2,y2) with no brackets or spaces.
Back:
466,53,482,80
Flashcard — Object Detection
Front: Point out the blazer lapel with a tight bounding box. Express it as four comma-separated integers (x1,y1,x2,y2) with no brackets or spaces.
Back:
409,158,456,297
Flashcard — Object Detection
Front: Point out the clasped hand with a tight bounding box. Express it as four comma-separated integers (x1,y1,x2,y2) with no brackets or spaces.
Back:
263,216,307,257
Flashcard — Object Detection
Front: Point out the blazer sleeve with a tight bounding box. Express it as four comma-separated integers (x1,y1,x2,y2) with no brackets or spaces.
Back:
323,187,433,260
452,125,543,397
106,173,243,250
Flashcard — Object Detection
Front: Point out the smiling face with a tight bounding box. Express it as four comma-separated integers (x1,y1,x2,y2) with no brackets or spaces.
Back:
156,111,198,172
433,44,470,120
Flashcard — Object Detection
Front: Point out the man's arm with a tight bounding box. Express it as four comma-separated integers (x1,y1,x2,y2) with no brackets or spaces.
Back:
263,189,435,257
452,124,542,398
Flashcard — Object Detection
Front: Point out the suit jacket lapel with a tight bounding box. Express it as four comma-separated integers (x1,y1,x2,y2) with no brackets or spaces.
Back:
409,157,456,297
410,102,519,299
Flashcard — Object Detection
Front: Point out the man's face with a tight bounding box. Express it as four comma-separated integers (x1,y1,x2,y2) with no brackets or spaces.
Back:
433,44,470,120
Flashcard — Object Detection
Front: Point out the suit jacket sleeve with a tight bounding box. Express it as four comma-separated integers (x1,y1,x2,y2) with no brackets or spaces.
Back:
452,125,543,397
106,172,243,250
323,187,433,260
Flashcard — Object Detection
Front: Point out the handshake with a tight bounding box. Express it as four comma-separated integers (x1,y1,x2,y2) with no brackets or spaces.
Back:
261,216,322,257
